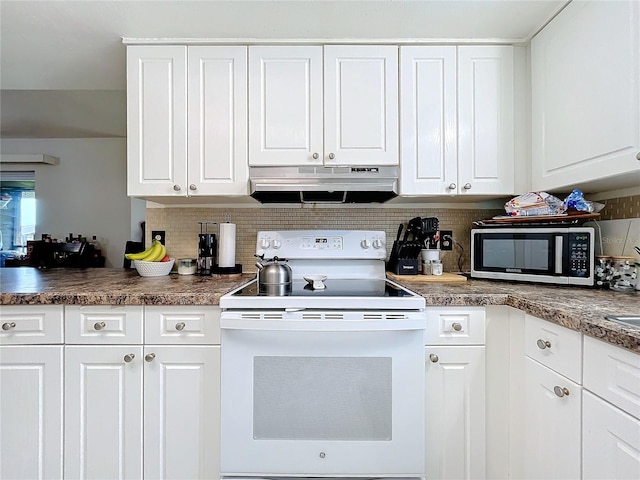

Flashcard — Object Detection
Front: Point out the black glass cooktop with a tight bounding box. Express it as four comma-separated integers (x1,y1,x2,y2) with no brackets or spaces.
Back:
231,278,416,298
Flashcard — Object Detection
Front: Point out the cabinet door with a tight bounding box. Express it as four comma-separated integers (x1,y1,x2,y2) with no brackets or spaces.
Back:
531,0,640,191
458,46,514,195
248,46,323,166
127,45,187,196
143,346,220,480
324,45,398,166
583,391,640,480
400,46,457,195
64,346,143,479
188,46,248,196
524,357,581,480
0,346,63,480
425,345,486,480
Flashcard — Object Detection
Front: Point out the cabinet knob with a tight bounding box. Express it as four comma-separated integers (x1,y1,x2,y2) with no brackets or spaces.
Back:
429,353,439,363
2,322,16,331
452,322,462,331
536,339,551,350
312,153,319,160
173,184,181,192
636,152,640,160
189,184,197,191
463,183,472,190
328,153,335,160
124,353,135,363
175,322,186,331
553,386,570,397
93,322,106,331
145,353,156,362
448,183,457,190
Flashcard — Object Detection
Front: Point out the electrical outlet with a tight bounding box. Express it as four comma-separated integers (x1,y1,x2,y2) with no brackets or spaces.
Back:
151,230,166,245
440,230,453,251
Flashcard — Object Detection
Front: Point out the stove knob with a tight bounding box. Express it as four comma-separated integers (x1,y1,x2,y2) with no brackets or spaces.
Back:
259,238,271,250
372,239,384,249
360,239,370,249
272,239,282,249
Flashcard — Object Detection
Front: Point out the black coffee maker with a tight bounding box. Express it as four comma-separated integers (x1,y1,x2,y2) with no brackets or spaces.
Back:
198,222,217,275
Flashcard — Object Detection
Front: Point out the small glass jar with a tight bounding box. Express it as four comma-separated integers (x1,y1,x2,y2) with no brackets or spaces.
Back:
177,258,197,275
609,256,637,292
431,259,443,276
421,261,432,275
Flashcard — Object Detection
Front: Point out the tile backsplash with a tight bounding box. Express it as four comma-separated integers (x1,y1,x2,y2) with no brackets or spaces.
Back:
146,206,503,273
145,195,639,274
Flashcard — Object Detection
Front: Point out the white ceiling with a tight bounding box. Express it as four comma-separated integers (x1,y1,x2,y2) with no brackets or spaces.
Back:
0,0,567,138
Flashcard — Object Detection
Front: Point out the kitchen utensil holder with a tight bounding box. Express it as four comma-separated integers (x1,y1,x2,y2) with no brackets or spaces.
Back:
387,240,420,275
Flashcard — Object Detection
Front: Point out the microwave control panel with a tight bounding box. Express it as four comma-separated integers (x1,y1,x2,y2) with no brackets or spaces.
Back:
568,232,591,277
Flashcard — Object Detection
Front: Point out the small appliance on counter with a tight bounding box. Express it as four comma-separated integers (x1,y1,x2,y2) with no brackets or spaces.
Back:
197,217,242,276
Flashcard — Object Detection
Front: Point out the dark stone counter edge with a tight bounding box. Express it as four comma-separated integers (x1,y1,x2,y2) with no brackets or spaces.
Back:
1,290,638,355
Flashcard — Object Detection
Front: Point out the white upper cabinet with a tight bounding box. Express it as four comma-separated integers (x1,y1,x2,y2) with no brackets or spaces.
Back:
127,45,248,197
249,45,398,167
248,46,323,166
531,0,640,192
400,46,514,196
127,46,187,197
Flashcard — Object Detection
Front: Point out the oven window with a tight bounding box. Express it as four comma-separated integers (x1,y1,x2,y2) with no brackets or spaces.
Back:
253,356,392,441
482,238,550,270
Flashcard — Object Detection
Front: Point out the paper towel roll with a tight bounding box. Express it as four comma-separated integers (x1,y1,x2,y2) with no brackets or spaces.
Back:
218,223,236,268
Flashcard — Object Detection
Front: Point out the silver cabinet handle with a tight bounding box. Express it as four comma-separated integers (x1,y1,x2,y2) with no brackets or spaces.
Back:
312,153,319,160
463,183,472,190
554,386,570,397
537,339,551,350
145,353,156,362
124,353,135,363
452,322,462,332
448,183,457,190
189,184,197,191
173,184,181,191
94,322,106,331
328,153,335,160
2,322,16,331
429,354,439,363
175,322,186,331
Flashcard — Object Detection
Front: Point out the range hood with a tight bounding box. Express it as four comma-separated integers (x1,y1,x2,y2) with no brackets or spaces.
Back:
249,165,398,204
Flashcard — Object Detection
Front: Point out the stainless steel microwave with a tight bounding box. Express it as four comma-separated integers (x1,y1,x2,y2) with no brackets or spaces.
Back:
471,226,594,286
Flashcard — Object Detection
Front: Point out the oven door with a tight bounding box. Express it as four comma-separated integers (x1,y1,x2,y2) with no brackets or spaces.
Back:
220,311,426,476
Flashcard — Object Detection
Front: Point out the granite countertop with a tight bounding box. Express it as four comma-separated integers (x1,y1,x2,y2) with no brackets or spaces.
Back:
1,268,638,353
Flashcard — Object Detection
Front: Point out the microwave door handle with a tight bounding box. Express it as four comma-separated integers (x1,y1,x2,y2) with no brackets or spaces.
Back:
555,235,563,274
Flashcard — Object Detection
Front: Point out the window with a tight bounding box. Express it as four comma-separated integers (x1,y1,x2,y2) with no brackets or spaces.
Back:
0,171,36,254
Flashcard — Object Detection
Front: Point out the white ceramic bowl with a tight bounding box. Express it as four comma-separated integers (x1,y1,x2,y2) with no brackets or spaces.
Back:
134,258,175,277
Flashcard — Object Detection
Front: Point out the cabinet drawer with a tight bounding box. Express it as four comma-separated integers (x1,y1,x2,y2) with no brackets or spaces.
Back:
65,306,143,344
144,306,221,345
525,315,582,383
425,307,485,345
583,336,640,419
0,305,63,345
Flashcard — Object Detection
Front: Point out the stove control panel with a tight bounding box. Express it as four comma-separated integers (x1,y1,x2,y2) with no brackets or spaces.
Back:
256,230,386,259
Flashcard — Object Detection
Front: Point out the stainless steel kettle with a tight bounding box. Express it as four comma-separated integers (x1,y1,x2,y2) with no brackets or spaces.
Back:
255,256,292,295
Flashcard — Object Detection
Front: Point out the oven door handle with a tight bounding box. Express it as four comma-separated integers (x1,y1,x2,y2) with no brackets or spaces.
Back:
220,318,426,332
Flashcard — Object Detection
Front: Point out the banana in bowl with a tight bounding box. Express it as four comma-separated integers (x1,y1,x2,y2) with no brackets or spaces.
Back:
134,258,175,277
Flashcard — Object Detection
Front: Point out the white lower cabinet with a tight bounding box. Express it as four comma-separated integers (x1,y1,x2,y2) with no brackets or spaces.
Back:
523,357,582,480
143,345,220,480
425,308,486,480
0,345,64,480
64,346,144,479
62,305,221,480
583,391,640,480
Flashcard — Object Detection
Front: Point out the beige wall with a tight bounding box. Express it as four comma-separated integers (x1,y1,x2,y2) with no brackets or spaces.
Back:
146,206,503,274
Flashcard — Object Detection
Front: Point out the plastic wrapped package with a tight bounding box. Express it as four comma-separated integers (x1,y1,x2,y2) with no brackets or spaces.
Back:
504,192,565,217
563,189,605,213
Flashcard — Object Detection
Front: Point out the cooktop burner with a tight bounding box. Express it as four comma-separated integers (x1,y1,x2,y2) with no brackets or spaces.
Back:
231,278,417,298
